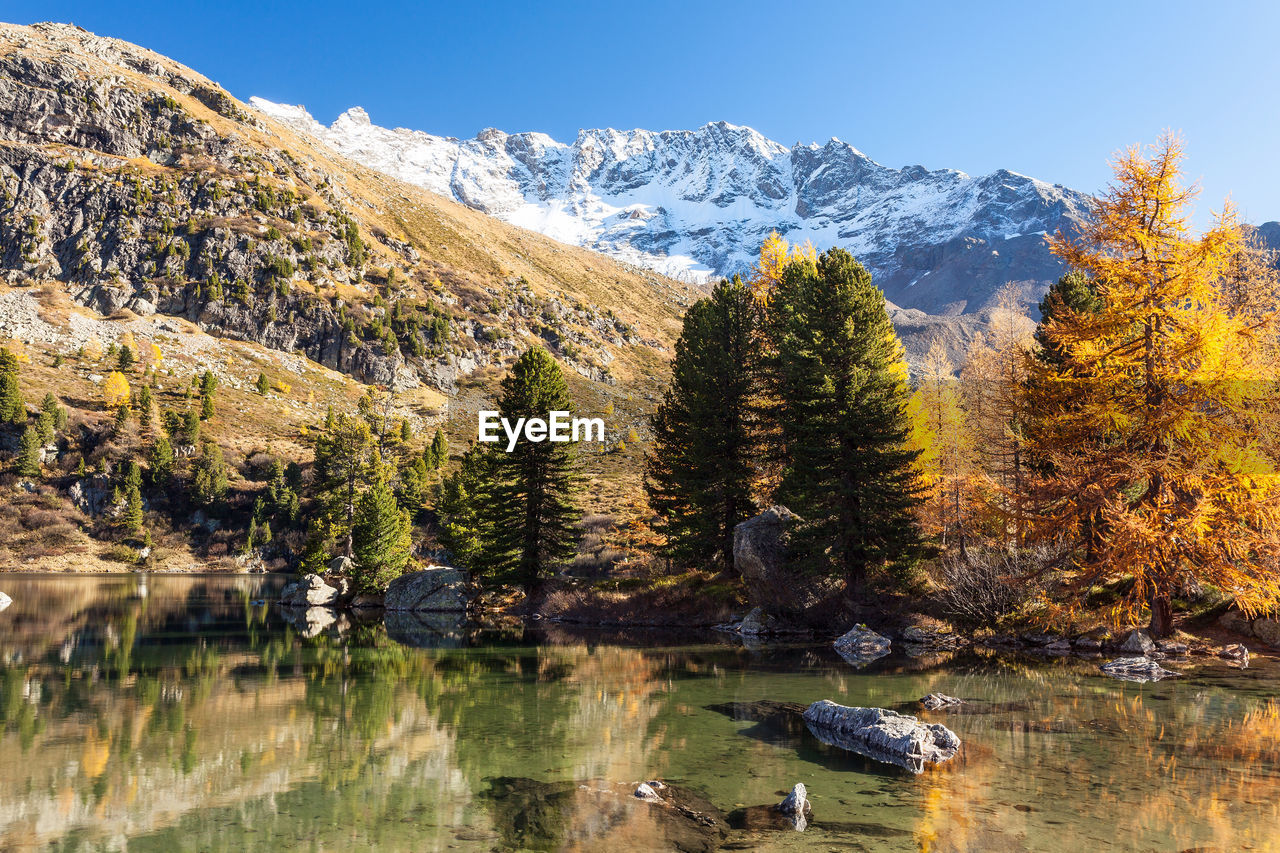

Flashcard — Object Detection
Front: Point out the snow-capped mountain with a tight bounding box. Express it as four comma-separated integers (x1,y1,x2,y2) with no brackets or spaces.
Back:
252,99,1092,316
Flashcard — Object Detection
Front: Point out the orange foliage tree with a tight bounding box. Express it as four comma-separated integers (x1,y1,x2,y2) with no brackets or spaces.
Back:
1028,134,1280,635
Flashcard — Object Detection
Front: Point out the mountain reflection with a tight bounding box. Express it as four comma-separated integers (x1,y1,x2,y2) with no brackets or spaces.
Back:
0,575,1278,852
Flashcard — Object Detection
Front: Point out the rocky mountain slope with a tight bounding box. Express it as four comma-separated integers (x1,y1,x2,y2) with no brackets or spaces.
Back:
251,100,1094,317
0,21,702,402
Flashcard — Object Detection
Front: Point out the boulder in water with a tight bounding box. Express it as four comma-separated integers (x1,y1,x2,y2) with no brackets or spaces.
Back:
1099,656,1179,682
280,573,339,607
634,782,663,803
920,693,965,710
833,624,891,665
803,700,960,773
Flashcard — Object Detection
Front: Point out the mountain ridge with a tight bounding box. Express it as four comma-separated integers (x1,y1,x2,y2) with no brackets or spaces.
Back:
251,98,1093,318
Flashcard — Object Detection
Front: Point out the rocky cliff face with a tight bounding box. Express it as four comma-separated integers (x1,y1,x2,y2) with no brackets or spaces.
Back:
252,100,1095,317
0,22,694,394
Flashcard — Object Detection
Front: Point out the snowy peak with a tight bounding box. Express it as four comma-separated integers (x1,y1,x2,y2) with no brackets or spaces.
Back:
251,97,1092,313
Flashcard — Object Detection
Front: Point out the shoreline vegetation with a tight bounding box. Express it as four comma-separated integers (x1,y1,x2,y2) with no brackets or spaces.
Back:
2,135,1279,658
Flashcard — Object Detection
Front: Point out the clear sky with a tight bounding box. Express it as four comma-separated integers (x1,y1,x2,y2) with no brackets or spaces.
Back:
7,1,1279,225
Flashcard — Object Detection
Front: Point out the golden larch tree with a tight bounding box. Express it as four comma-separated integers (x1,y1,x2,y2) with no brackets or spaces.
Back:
911,338,978,548
103,371,130,410
1029,133,1280,636
962,284,1036,543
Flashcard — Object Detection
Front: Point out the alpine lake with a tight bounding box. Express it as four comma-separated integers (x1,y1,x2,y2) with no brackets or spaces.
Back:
0,574,1277,852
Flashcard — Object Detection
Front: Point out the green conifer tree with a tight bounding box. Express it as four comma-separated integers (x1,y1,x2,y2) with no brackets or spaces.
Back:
438,444,498,572
645,276,760,568
428,428,448,469
138,385,153,429
256,372,270,396
487,347,580,594
0,348,25,425
351,463,413,591
15,426,40,476
191,441,228,507
768,248,925,591
313,412,376,557
149,434,174,485
122,462,144,534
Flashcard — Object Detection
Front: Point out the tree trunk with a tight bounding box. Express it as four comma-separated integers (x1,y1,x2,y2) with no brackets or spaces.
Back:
1149,592,1173,638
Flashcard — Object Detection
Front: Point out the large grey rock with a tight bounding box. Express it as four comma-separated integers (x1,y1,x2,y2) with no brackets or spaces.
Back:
383,566,469,612
1252,618,1280,647
777,782,810,816
1099,656,1180,683
634,782,663,803
1119,630,1156,655
738,606,779,636
920,693,965,711
280,573,339,607
776,783,810,832
0,591,11,613
733,506,799,584
802,700,960,773
833,624,891,666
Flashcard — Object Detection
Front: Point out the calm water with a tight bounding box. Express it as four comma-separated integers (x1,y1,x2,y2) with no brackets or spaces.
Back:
0,574,1277,852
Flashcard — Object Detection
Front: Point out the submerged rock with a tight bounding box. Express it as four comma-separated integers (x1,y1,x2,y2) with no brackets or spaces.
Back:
280,573,339,607
384,566,469,612
803,700,960,773
1099,656,1180,682
481,776,726,852
634,782,663,803
920,693,965,710
0,591,10,613
1218,644,1250,667
833,624,891,666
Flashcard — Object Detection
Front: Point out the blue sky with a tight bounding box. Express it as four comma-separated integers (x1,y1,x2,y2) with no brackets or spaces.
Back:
7,1,1279,224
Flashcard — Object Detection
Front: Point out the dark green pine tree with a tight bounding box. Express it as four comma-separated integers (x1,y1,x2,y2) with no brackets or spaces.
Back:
122,461,144,534
255,372,270,396
15,426,41,477
437,443,499,573
645,276,760,568
190,441,228,507
768,248,924,591
0,348,25,425
428,428,448,469
313,412,376,557
1034,270,1101,369
199,370,217,420
350,463,413,591
148,434,174,486
488,347,580,594
395,455,430,519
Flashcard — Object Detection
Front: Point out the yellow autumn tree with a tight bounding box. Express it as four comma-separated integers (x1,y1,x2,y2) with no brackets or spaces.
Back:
911,339,977,547
103,371,130,410
750,230,815,303
962,284,1036,543
1028,133,1280,636
149,342,163,368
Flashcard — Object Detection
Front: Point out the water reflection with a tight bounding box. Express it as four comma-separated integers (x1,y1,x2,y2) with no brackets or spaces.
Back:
0,574,1278,852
